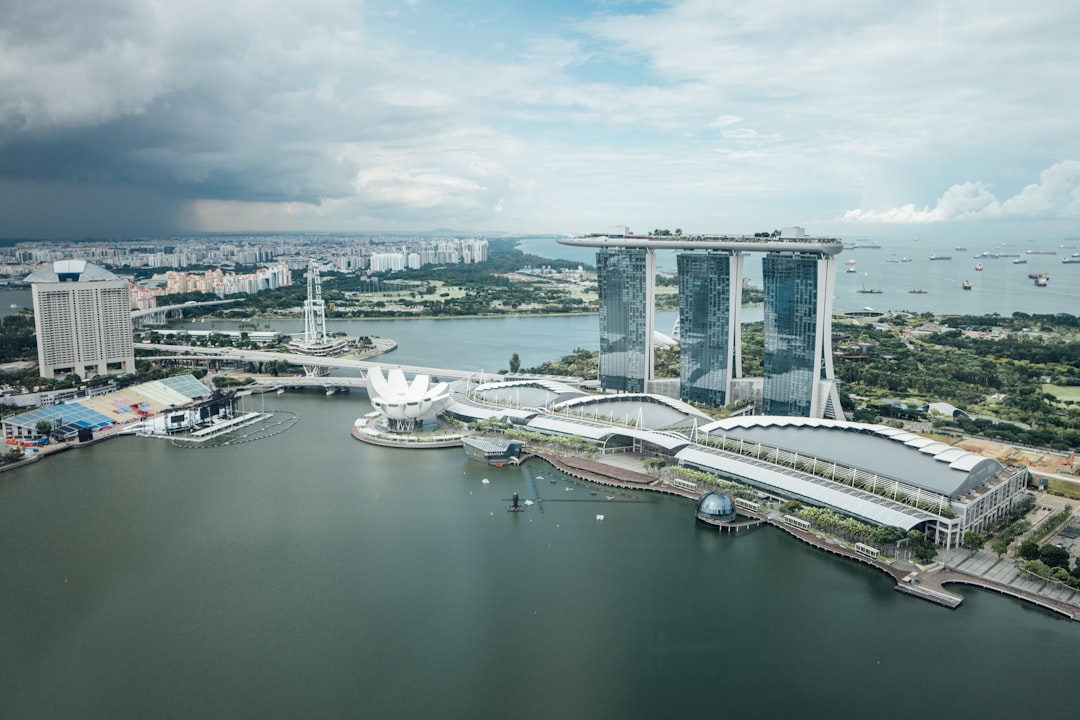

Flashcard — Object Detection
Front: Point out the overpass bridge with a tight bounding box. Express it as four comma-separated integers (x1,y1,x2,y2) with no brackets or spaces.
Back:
135,343,506,384
243,376,370,393
130,300,241,329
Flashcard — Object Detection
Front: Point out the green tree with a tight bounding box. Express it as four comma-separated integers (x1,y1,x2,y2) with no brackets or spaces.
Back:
1039,543,1070,569
35,420,52,438
643,457,666,474
508,353,521,374
1017,539,1041,561
961,531,986,554
908,530,938,563
869,525,907,545
991,539,1009,558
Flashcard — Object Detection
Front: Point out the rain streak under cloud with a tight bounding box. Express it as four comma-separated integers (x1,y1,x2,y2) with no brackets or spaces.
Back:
1,0,1078,238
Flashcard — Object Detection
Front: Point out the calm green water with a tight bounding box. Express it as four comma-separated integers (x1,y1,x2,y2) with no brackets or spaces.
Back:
1,392,1078,719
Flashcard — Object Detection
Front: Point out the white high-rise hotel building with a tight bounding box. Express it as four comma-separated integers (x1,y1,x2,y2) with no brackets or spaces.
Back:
27,260,135,380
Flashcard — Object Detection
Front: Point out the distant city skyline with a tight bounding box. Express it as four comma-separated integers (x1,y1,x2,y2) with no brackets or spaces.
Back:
1,1,1078,240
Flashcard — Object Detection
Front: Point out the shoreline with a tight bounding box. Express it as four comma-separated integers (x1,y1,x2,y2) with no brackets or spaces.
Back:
525,449,1080,620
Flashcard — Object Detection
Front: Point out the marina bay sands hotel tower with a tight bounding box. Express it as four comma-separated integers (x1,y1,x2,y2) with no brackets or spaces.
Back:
559,228,845,420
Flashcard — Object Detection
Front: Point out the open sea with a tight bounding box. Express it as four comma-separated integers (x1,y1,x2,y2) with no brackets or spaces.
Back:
514,234,1080,317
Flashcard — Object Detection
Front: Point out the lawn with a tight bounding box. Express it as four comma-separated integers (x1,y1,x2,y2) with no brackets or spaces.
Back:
1047,478,1080,500
1044,384,1080,402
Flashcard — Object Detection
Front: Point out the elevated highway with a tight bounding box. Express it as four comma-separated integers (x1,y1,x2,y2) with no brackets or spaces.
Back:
130,299,241,329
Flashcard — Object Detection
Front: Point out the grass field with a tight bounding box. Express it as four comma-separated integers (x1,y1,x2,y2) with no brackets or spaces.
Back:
1047,478,1080,500
1044,384,1080,402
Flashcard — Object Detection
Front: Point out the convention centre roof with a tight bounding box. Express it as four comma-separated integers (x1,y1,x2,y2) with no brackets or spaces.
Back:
698,416,1002,499
443,399,538,424
526,415,692,452
676,446,936,530
550,393,710,431
471,379,587,409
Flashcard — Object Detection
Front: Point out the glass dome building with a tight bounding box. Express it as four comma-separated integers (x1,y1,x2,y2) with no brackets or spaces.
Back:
695,491,737,526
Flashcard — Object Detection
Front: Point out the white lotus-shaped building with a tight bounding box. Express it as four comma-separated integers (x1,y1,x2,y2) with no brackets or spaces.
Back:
367,367,451,431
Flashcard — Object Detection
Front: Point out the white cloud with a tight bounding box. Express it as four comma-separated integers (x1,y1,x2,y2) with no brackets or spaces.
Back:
842,161,1080,223
1,1,1079,236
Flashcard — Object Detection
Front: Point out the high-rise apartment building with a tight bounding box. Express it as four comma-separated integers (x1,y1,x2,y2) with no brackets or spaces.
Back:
597,248,655,393
27,260,135,380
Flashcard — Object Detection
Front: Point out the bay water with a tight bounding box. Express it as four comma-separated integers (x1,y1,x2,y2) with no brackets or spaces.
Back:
1,314,1079,719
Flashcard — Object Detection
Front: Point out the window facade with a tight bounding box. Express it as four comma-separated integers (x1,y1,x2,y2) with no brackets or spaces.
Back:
677,252,742,406
761,253,821,417
33,280,135,379
597,249,654,393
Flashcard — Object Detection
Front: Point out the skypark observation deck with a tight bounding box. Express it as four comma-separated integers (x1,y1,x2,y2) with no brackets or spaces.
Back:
558,234,845,255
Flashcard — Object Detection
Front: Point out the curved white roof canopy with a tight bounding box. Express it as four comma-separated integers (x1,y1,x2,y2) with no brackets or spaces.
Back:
697,415,1002,498
368,367,450,421
552,393,710,431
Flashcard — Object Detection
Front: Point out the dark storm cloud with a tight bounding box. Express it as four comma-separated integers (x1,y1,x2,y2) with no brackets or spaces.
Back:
0,0,466,232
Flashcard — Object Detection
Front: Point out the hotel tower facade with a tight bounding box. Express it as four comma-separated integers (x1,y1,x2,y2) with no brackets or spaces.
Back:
561,229,844,419
27,260,135,380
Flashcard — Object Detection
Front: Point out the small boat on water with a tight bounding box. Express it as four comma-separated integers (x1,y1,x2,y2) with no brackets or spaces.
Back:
908,289,928,294
1013,258,1028,264
1033,273,1049,286
975,263,983,271
846,266,857,273
962,280,973,290
929,254,952,260
900,257,912,262
1063,253,1080,264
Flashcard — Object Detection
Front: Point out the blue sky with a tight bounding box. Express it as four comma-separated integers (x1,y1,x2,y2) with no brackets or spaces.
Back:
1,0,1078,239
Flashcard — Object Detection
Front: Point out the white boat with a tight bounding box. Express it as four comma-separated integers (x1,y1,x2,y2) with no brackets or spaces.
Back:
596,515,605,522
482,478,490,484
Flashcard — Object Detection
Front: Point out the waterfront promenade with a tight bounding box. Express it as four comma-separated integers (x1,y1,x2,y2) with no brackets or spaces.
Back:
526,449,1080,619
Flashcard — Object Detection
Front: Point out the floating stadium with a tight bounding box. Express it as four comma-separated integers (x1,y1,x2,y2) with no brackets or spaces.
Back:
3,375,217,444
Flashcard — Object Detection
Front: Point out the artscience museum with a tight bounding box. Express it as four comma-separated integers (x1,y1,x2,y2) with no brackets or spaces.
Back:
366,367,451,432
